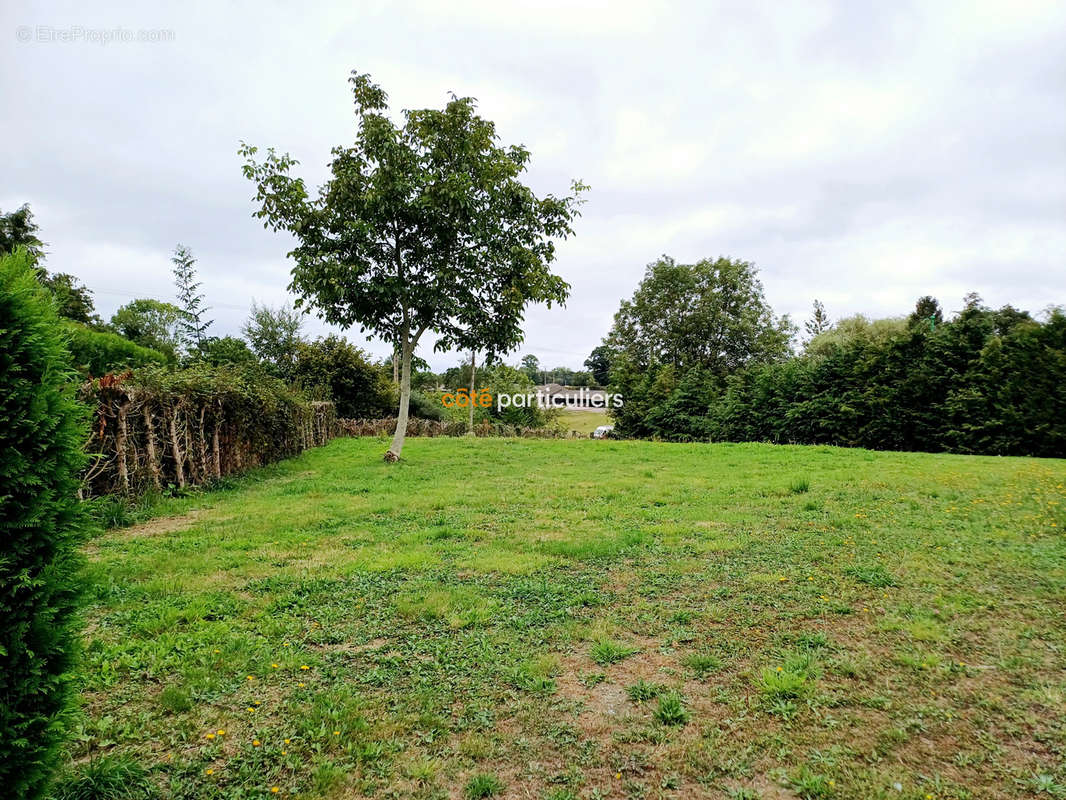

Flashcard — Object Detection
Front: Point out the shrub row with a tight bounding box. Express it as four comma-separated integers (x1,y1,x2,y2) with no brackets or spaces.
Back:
81,364,337,496
63,320,170,375
619,305,1066,457
339,417,586,439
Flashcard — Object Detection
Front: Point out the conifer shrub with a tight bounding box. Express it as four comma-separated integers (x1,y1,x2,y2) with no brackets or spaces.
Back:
0,248,89,798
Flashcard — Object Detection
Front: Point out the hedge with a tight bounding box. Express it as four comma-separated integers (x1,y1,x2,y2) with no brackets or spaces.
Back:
64,320,170,375
0,249,89,799
81,364,336,496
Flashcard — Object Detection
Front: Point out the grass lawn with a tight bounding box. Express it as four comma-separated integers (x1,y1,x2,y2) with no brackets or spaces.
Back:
73,437,1066,800
554,409,611,436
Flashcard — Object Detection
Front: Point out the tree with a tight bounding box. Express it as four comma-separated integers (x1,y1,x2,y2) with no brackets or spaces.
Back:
290,336,394,418
609,255,794,378
171,244,212,350
908,296,943,331
0,248,88,798
197,335,258,366
0,204,45,262
110,298,184,359
36,270,99,325
806,314,906,356
242,301,305,375
521,354,540,383
240,70,585,461
804,299,831,342
584,344,613,386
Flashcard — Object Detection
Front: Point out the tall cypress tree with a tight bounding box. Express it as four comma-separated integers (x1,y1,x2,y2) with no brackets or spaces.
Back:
0,248,88,799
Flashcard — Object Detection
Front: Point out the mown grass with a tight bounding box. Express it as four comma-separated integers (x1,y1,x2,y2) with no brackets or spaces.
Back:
66,437,1066,799
553,409,610,436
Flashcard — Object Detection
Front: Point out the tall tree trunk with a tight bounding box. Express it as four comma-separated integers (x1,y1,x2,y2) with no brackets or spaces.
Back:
168,405,186,488
393,345,399,384
467,349,476,436
143,404,162,492
115,399,131,493
385,324,412,462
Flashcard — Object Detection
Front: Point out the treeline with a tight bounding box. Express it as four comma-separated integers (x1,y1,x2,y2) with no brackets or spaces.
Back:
596,256,1065,458
1,204,398,418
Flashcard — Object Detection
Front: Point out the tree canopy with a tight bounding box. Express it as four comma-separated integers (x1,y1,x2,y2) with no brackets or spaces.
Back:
110,298,184,359
240,70,586,460
608,256,794,378
242,301,306,375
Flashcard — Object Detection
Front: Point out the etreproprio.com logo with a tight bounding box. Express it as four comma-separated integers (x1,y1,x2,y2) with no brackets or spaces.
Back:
441,387,623,411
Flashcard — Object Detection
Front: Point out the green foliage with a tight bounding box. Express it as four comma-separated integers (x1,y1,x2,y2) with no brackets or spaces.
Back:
109,298,184,359
609,255,794,377
758,667,810,702
438,362,552,428
195,335,257,367
83,362,325,496
464,773,504,798
242,301,305,374
37,271,99,326
682,652,722,677
590,639,638,666
788,766,834,799
240,69,585,458
289,336,394,419
63,320,169,375
49,756,157,800
171,245,211,349
653,691,690,725
626,679,666,702
584,344,614,386
845,564,898,588
908,295,944,331
704,302,1066,457
0,249,88,799
805,313,906,356
0,204,46,262
804,299,831,342
520,353,539,383
607,256,794,439
158,685,192,713
407,389,445,422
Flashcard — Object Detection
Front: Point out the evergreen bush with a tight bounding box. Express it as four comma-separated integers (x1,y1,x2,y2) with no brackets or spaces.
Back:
0,248,89,799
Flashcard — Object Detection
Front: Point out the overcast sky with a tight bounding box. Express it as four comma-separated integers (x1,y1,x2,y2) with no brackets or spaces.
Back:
4,0,1064,371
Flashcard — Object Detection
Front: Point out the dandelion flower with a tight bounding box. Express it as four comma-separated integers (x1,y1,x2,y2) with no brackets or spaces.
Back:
333,730,340,736
247,675,255,681
253,740,261,747
297,682,306,688
300,665,310,670
217,729,226,735
205,733,215,740
205,768,215,775
272,663,279,669
284,738,290,744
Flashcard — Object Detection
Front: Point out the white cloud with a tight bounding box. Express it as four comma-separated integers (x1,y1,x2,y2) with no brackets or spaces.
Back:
4,0,1064,370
